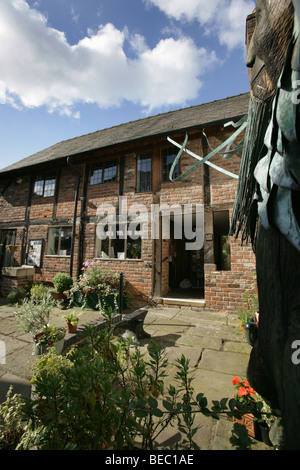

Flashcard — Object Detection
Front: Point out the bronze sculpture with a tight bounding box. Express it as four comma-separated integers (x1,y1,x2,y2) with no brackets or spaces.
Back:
230,0,300,449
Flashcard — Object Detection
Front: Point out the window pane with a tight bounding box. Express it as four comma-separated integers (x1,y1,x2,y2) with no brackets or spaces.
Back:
33,176,55,197
109,224,125,258
33,180,44,197
44,178,56,197
47,228,60,255
137,153,152,192
127,224,141,259
110,237,125,259
60,227,72,255
47,227,71,255
162,148,180,181
90,167,103,185
95,227,110,258
103,161,117,183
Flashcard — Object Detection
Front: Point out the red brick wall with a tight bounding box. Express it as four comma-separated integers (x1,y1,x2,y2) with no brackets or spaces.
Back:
204,239,256,312
202,127,256,311
0,177,29,222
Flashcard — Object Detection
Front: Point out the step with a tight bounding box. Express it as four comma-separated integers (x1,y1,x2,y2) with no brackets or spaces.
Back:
161,297,206,308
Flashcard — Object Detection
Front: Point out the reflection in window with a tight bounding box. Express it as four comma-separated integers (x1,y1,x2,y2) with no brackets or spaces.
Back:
95,224,142,260
162,147,180,182
0,229,17,267
33,176,56,197
47,227,72,256
137,153,152,192
90,160,117,185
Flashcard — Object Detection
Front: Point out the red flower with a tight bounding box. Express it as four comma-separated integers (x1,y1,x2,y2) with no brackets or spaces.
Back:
241,379,250,387
238,387,248,397
232,376,240,385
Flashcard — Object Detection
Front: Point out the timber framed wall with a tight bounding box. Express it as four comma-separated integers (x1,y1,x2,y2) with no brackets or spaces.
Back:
0,94,256,311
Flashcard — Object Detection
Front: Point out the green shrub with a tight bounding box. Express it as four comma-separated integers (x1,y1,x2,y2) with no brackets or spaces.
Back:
0,386,26,450
13,292,56,337
30,283,50,300
52,273,73,292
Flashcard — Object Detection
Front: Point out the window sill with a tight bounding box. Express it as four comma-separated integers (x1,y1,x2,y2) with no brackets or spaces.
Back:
45,255,71,258
94,257,143,262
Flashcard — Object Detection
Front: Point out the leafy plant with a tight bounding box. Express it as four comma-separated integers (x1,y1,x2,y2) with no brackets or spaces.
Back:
0,386,26,450
13,292,56,337
237,289,258,325
69,260,131,313
62,311,81,326
35,324,66,346
232,376,256,406
30,283,50,301
52,273,73,292
236,284,259,340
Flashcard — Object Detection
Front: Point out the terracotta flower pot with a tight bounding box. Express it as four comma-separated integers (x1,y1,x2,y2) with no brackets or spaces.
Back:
66,321,78,333
52,291,66,301
233,412,259,439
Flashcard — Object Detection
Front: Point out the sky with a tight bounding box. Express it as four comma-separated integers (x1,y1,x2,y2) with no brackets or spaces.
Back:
0,0,255,170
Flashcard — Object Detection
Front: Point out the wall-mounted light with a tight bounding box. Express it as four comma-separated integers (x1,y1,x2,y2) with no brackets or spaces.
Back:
16,178,22,184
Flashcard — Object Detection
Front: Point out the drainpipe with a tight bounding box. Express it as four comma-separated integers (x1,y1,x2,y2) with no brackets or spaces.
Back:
67,157,82,278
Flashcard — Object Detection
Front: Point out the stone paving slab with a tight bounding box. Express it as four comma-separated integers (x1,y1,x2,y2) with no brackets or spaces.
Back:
175,309,230,324
199,349,250,377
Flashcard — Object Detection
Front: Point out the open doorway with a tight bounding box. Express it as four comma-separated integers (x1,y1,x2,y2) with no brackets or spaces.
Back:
213,211,231,271
167,220,204,299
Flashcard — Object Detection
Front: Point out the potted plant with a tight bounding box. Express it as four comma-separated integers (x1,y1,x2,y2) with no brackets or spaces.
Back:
231,376,274,446
232,376,259,438
69,260,129,312
62,311,81,333
52,273,73,301
236,285,259,346
34,324,66,355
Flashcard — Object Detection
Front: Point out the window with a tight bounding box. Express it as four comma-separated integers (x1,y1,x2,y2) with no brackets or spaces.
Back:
47,227,72,256
137,153,152,192
33,176,56,197
162,147,180,182
95,223,142,260
90,160,118,185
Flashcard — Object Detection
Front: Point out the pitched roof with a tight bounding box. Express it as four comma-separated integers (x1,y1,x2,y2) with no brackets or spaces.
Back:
0,92,250,175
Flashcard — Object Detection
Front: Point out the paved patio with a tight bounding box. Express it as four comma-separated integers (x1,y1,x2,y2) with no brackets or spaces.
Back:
0,299,271,450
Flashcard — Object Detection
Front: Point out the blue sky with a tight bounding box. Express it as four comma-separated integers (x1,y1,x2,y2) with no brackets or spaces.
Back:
0,0,255,170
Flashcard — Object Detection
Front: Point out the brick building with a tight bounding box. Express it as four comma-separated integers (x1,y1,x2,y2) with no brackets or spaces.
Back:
0,92,256,311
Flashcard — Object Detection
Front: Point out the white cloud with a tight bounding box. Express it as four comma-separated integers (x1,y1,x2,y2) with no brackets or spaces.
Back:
71,5,80,24
144,0,255,50
0,0,219,117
